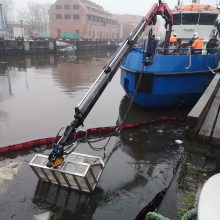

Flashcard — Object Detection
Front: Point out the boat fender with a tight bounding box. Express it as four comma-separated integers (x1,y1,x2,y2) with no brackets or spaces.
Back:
145,212,170,220
181,209,197,220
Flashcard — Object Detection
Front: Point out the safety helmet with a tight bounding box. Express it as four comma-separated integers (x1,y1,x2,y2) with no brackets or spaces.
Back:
173,33,177,36
194,32,199,38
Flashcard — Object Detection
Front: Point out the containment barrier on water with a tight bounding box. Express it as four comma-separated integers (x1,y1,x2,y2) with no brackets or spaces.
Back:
0,117,184,154
29,152,105,193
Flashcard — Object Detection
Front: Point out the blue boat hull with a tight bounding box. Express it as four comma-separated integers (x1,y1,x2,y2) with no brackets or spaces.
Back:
120,48,218,107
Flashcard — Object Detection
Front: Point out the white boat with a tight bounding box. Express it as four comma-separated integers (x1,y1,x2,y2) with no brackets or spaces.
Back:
56,41,77,51
198,173,220,220
172,0,220,44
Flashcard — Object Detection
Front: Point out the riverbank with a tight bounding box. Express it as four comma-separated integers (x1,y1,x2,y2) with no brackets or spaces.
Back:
158,140,218,220
0,39,120,56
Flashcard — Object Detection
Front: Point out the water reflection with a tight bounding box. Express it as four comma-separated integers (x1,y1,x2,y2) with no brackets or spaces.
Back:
0,55,57,70
33,181,102,219
118,95,191,123
0,52,187,220
0,52,114,147
52,58,107,95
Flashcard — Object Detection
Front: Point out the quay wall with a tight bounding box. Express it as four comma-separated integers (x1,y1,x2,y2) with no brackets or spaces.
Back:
0,39,120,56
0,39,56,56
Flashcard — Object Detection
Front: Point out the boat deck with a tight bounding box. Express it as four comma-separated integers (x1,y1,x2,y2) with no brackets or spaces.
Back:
186,74,220,145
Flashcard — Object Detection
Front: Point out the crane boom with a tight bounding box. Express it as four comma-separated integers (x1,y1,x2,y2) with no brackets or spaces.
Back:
47,1,173,168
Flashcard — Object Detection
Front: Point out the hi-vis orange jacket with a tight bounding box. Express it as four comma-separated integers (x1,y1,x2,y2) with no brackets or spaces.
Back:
192,37,203,49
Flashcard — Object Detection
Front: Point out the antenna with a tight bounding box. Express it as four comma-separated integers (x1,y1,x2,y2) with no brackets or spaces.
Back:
192,0,200,3
177,0,184,6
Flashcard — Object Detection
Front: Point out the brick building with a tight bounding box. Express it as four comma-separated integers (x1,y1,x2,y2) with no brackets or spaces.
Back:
49,0,120,40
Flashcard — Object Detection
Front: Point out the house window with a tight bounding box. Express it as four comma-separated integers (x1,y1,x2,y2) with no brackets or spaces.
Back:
56,5,62,9
73,14,80,19
64,5,70,9
56,14,62,19
73,4,79,9
64,14,71,19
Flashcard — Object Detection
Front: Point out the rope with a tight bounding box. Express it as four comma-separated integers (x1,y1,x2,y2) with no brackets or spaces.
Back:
144,208,197,220
114,62,145,135
82,61,145,156
181,209,197,220
87,137,111,152
145,212,170,220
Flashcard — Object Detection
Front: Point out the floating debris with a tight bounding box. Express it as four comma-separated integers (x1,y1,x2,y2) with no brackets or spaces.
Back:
157,129,164,134
0,160,20,193
175,140,183,145
33,211,52,220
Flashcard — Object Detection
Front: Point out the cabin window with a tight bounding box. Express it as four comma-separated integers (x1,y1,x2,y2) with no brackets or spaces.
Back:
199,13,218,25
182,13,199,25
173,14,181,25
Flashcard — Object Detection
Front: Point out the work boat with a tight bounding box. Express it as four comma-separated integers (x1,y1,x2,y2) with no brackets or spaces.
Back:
120,1,220,108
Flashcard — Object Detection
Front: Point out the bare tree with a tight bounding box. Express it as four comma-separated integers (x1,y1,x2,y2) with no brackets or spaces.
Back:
17,1,51,36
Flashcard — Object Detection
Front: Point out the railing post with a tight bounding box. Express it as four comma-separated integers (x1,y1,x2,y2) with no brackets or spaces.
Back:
186,48,192,69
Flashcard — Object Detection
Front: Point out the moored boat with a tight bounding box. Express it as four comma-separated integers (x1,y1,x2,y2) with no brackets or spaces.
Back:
120,0,220,108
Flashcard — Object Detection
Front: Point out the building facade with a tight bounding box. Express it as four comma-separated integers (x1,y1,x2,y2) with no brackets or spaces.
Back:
49,0,120,40
114,14,142,39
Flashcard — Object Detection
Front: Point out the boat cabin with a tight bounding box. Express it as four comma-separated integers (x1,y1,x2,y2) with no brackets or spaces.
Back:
172,3,220,44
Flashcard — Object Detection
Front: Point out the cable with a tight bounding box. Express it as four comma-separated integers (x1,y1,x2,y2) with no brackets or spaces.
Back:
82,55,145,156
52,127,65,145
87,137,111,151
114,59,145,135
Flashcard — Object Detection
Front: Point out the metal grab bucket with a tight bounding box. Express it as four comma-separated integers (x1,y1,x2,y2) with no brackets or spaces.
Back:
29,152,105,193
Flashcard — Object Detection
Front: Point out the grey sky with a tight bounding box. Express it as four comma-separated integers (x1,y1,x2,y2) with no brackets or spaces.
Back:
13,0,218,16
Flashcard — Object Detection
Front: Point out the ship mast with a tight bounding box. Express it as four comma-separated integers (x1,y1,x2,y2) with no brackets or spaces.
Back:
177,0,201,6
192,0,200,3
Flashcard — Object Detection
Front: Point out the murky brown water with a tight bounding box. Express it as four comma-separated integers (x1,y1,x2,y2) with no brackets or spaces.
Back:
0,52,190,220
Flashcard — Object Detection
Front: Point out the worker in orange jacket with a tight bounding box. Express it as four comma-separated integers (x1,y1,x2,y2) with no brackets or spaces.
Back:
169,33,177,45
191,32,203,54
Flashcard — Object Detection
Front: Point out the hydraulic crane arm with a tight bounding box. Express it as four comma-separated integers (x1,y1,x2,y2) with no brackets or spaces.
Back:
47,0,173,168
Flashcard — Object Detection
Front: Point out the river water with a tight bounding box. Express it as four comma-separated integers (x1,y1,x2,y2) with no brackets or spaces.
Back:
0,52,191,220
